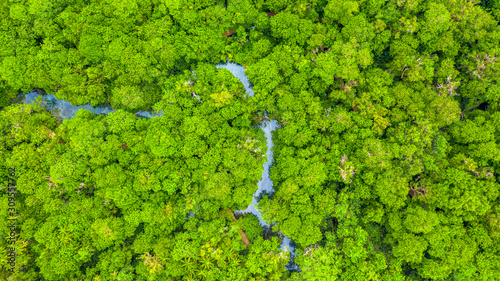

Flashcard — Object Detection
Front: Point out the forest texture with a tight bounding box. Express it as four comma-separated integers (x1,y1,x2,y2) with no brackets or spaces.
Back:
1,0,500,280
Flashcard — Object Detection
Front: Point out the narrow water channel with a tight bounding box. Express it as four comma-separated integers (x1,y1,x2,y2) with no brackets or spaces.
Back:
14,61,298,270
216,62,298,270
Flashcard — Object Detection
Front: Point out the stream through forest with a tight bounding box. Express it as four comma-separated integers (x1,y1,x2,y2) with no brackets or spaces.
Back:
14,61,299,271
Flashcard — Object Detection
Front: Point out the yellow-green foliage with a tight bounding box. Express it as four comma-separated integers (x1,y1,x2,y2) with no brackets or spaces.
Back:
1,0,500,280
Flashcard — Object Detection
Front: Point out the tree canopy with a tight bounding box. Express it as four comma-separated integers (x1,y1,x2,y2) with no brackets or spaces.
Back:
1,0,500,280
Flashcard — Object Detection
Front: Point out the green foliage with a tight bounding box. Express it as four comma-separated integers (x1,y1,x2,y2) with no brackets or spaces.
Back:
270,11,314,46
0,65,280,280
2,0,500,280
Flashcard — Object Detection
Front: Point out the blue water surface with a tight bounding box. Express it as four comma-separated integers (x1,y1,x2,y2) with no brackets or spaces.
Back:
16,61,299,271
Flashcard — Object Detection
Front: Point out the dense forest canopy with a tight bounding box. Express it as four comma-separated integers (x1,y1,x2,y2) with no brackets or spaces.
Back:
1,0,500,280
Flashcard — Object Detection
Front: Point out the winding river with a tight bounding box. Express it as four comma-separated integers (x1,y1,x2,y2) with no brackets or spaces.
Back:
15,61,298,271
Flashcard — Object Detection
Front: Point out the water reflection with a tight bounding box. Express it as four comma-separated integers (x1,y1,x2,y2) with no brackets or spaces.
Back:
217,61,298,270
15,61,298,271
216,62,254,97
16,91,163,120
